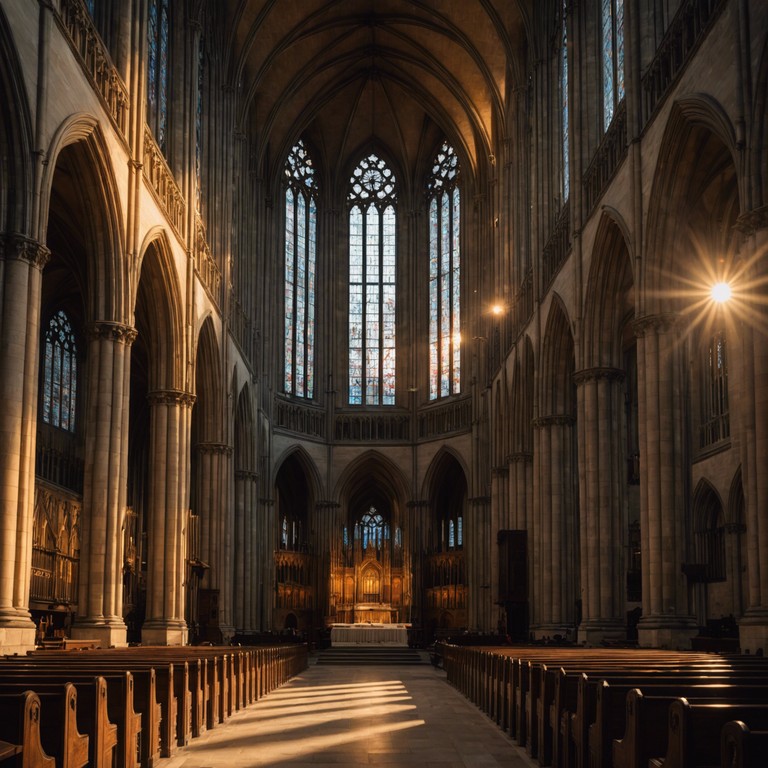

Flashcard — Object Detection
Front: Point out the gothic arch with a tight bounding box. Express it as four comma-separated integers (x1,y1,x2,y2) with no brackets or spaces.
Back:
752,35,768,207
583,212,634,368
727,468,746,529
333,449,410,511
420,446,470,501
193,316,222,443
41,116,126,323
0,6,33,235
540,295,575,417
510,336,535,455
644,96,741,313
135,230,185,392
234,383,255,473
273,445,323,506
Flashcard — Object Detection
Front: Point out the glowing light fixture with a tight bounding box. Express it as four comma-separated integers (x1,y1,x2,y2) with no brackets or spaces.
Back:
490,303,504,316
710,281,732,304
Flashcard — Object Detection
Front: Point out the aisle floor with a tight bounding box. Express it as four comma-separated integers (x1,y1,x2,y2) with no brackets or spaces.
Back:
164,659,537,767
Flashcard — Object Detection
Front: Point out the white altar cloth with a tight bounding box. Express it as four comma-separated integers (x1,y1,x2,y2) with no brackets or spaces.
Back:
330,623,409,646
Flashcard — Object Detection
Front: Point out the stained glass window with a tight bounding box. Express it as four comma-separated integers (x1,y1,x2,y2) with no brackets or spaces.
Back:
42,310,78,432
284,140,317,398
602,0,626,130
348,153,397,405
147,0,170,152
196,33,204,210
699,330,729,447
85,0,95,15
358,507,386,550
561,0,570,199
427,142,461,399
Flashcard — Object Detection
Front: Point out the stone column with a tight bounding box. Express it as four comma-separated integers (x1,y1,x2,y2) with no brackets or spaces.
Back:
195,442,233,638
532,415,578,637
141,389,195,645
635,314,697,647
0,234,49,655
72,322,137,647
233,468,258,632
575,367,626,643
507,452,532,531
738,217,768,652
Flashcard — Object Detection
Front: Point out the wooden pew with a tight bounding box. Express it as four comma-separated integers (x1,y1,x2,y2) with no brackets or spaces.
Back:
648,700,768,768
720,720,768,768
587,680,768,768
0,691,55,768
0,669,140,768
0,677,116,768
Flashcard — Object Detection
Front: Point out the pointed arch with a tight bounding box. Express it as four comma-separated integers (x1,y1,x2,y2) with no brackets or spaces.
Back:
135,230,185,391
420,446,470,501
42,115,126,323
333,450,410,511
234,383,255,473
273,445,323,505
644,96,741,312
583,211,634,368
540,295,575,417
193,315,221,443
692,478,726,582
0,5,33,235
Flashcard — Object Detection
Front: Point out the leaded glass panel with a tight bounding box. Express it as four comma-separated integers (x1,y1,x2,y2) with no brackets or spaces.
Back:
284,139,317,398
147,0,170,153
427,142,461,400
348,154,397,405
602,0,626,131
561,1,569,198
42,310,78,432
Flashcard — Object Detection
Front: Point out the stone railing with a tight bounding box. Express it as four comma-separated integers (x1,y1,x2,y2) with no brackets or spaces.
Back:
143,125,186,239
417,396,472,439
334,412,410,442
194,214,221,305
56,0,129,139
583,102,628,215
641,0,726,125
275,397,326,439
541,199,571,290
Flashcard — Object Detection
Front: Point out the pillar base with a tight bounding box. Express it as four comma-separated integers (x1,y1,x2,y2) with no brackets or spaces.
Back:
637,615,698,649
141,620,188,646
71,619,127,648
0,623,37,655
578,619,626,646
738,609,768,655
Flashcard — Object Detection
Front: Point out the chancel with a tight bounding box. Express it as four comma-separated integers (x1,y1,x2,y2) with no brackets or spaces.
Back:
2,0,768,756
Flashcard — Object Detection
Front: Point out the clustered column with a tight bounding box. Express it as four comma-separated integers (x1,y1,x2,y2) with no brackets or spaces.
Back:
635,314,697,647
0,234,49,654
73,321,137,647
142,389,195,645
575,367,626,643
233,468,258,632
532,415,577,636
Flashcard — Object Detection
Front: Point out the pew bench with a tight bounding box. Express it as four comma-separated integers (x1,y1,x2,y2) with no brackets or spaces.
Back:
0,691,54,768
720,720,768,768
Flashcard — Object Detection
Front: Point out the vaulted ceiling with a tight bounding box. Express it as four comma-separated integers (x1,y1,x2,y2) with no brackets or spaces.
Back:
218,1,531,184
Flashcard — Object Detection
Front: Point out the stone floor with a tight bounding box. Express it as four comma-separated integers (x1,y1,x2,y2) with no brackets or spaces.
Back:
163,658,537,767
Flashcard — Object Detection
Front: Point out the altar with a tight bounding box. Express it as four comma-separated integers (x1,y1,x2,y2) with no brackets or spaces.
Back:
330,622,410,646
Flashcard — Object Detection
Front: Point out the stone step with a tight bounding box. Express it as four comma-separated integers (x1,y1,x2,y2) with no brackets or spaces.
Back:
315,646,427,665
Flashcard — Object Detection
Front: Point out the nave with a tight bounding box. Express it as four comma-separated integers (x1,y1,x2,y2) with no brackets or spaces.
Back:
162,661,534,768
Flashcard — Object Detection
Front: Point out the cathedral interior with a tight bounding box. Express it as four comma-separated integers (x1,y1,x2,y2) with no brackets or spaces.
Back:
1,0,768,658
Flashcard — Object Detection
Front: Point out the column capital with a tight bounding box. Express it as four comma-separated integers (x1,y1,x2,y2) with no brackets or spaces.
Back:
533,414,575,429
197,442,232,456
1,233,50,270
492,465,509,477
573,366,625,385
89,321,138,345
734,205,768,235
234,469,258,481
507,451,532,464
147,389,196,408
315,500,340,511
632,312,682,337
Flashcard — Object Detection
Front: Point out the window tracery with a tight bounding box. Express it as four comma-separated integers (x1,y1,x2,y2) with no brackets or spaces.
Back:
42,310,78,432
147,0,170,152
602,0,625,130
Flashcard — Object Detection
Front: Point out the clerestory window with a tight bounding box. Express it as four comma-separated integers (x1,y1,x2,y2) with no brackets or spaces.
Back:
602,0,626,130
427,142,461,399
348,153,397,405
147,0,170,153
42,310,78,432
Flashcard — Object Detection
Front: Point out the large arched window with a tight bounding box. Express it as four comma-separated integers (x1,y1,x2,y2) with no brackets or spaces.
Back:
699,329,729,448
42,310,78,432
427,142,461,399
348,153,397,405
560,0,570,199
602,0,625,130
147,0,170,153
357,508,388,550
284,140,317,398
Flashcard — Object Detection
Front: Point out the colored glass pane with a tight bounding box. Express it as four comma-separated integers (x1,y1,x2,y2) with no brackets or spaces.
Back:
348,154,397,405
284,139,317,398
562,1,569,198
42,310,78,432
427,142,461,400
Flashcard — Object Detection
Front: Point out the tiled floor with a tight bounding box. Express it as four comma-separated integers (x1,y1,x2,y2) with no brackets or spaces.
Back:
164,660,537,767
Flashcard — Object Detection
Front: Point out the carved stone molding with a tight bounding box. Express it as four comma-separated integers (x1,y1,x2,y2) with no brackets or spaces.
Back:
533,415,576,429
492,465,509,478
234,469,258,482
507,451,533,464
406,499,431,511
196,442,233,456
632,312,682,338
89,322,138,346
316,500,341,511
573,366,625,385
1,233,50,270
147,389,196,408
734,206,768,236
